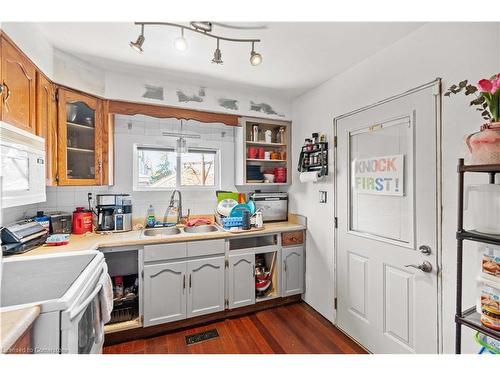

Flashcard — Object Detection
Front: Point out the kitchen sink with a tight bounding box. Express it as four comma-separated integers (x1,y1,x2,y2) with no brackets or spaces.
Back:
183,225,219,233
142,227,181,237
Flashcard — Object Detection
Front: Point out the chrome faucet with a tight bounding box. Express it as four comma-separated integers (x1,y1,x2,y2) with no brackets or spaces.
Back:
166,190,189,225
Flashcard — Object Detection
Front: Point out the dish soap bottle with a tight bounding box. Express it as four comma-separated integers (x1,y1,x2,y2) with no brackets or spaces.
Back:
146,205,156,228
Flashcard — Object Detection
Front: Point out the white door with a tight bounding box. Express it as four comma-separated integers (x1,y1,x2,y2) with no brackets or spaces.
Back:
335,81,441,354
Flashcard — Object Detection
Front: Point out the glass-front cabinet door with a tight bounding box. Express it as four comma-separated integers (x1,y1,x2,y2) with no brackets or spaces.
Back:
57,88,103,185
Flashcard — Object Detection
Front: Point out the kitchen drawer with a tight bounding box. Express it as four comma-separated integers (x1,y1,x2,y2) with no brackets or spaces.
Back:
282,231,304,246
187,239,225,257
144,242,187,262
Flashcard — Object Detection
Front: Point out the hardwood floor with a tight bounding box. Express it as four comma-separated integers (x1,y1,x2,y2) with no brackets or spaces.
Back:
103,302,367,354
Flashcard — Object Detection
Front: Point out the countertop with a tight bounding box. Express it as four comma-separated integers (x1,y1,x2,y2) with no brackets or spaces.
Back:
1,305,40,353
16,220,306,257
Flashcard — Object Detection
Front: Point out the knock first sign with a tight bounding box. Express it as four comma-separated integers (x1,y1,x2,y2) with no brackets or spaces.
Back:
352,154,404,196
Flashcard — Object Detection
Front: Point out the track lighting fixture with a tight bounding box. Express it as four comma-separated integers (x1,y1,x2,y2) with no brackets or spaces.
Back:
130,22,262,66
249,42,262,66
173,28,188,51
212,39,223,65
130,24,145,53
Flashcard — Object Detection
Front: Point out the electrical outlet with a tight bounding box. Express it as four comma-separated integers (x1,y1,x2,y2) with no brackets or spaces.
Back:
319,191,327,203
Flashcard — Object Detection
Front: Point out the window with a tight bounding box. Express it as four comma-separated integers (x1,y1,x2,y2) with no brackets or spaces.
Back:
134,145,218,190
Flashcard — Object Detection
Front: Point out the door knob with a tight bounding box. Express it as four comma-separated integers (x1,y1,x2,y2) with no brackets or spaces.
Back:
419,245,432,255
405,261,432,273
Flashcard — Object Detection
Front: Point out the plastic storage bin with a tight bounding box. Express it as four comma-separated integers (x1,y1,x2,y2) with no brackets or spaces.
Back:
476,276,500,331
477,244,500,281
465,184,500,234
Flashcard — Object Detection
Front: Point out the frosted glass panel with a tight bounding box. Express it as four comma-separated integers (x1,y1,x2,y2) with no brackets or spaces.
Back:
349,118,413,244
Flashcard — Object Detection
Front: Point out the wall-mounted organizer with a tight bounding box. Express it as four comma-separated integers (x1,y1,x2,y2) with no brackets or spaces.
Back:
297,133,328,181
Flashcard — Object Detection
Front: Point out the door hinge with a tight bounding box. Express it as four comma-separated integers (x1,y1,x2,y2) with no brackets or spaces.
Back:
334,297,338,310
333,136,337,148
334,217,338,228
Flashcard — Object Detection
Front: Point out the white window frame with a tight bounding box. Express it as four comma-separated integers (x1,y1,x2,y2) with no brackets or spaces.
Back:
133,143,220,191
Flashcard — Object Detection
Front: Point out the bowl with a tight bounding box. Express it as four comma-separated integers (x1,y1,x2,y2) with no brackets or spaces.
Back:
263,174,275,183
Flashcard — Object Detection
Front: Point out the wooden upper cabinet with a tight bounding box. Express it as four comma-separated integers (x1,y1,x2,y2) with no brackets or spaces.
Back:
36,73,58,185
57,88,104,185
0,35,37,133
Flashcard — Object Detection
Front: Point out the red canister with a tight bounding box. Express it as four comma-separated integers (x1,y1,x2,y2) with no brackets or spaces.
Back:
72,207,93,234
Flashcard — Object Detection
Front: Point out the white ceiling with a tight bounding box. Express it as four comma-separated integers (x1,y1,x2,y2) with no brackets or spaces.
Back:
36,22,424,97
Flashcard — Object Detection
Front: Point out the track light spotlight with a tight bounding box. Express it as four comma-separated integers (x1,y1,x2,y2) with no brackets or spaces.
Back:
212,39,223,64
249,42,262,66
130,25,145,53
174,28,188,51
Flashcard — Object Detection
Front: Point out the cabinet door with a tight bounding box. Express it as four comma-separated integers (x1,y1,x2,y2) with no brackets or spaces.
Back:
228,253,255,309
187,257,225,318
36,73,58,185
282,246,305,297
0,36,37,133
57,88,103,185
143,261,187,327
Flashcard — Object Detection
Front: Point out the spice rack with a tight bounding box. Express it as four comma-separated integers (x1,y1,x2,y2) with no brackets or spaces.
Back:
297,137,328,177
455,158,500,353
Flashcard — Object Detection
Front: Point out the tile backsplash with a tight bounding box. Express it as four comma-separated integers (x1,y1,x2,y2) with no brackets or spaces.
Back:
2,114,283,225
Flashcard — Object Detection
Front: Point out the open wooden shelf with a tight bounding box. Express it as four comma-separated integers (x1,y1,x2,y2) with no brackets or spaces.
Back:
247,158,287,163
246,141,286,147
104,317,142,334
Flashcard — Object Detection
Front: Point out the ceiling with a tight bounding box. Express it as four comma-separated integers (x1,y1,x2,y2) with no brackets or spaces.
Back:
36,22,424,97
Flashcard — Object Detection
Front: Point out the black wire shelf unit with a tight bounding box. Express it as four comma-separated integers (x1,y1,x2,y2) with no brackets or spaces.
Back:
455,158,500,353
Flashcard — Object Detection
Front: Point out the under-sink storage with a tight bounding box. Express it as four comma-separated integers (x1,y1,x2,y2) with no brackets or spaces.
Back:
142,240,226,327
100,247,143,333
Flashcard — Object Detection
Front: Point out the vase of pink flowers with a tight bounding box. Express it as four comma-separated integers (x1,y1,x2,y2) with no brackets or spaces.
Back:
445,73,500,165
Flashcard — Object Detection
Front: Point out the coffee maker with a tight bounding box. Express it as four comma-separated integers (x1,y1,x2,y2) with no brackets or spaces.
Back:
96,194,133,233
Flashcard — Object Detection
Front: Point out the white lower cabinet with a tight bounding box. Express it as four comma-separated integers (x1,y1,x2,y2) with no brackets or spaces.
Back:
143,261,187,327
228,253,255,309
143,256,225,327
187,256,225,318
282,246,305,297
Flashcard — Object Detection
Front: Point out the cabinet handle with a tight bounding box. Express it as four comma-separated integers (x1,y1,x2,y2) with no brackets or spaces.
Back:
284,261,287,273
2,81,11,113
189,274,192,289
183,274,186,290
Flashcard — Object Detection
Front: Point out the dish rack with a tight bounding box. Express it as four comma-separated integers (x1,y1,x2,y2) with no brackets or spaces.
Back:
455,158,500,353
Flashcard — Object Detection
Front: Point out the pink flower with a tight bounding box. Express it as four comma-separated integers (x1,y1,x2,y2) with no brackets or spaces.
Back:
478,79,493,93
493,77,500,95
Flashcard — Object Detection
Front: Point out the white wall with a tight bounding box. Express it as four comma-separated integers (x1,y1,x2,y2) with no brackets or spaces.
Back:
0,22,54,77
289,22,500,353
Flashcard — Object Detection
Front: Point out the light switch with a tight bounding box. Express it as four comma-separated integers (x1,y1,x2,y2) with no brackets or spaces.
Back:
319,191,327,203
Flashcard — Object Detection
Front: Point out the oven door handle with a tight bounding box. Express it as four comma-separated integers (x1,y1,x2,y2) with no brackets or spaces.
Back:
69,282,103,321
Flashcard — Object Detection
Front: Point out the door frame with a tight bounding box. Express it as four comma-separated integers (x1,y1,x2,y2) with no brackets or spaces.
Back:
333,78,443,353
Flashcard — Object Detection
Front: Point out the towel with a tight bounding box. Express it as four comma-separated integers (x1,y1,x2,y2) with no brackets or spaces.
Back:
99,267,114,325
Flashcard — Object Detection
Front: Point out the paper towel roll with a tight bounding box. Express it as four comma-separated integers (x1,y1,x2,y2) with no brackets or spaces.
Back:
299,171,319,183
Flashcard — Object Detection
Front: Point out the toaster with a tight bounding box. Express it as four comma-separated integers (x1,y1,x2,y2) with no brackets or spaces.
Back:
249,192,288,222
46,211,73,234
